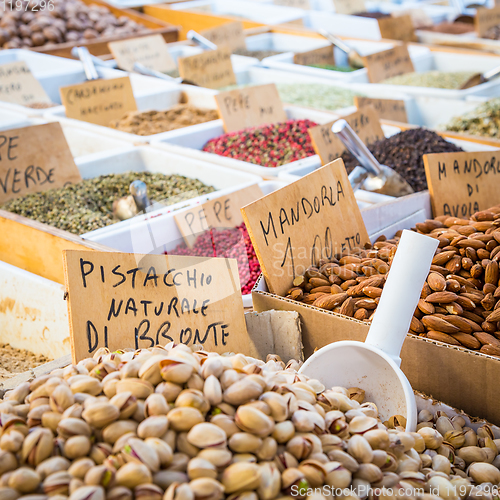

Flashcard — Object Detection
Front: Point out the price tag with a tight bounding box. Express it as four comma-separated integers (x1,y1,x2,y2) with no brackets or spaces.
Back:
273,0,311,9
475,5,500,37
378,15,417,42
178,48,236,89
215,84,287,133
108,34,176,73
423,150,500,218
60,76,137,127
308,106,384,165
293,45,335,67
0,61,51,106
175,184,264,247
354,96,408,123
241,159,370,296
200,21,246,51
363,44,415,83
0,123,81,204
332,0,365,15
63,250,248,362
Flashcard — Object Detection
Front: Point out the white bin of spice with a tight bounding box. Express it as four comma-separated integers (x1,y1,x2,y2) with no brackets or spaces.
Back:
261,40,432,83
347,49,500,100
45,85,222,143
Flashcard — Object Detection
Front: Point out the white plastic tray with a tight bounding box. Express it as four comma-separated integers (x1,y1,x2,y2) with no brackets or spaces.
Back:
262,40,431,83
244,32,332,53
169,0,306,24
46,86,222,143
72,146,261,240
0,109,33,131
348,49,500,99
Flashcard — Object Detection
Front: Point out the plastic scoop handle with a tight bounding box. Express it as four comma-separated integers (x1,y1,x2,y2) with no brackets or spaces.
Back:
365,230,438,365
133,63,181,83
73,46,99,81
187,30,218,50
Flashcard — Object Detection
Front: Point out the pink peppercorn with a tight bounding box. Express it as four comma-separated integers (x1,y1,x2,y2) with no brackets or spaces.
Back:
166,223,260,295
201,119,318,168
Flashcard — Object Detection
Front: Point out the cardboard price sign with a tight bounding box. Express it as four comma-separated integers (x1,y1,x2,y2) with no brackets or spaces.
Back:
476,6,500,38
308,106,384,165
178,48,236,90
108,34,176,73
241,159,370,296
0,122,81,204
0,61,51,106
273,0,310,9
332,0,365,15
60,76,137,127
423,150,500,218
215,84,287,133
200,21,246,51
378,15,416,42
63,250,248,362
363,44,415,83
354,96,408,123
175,184,264,246
294,46,335,67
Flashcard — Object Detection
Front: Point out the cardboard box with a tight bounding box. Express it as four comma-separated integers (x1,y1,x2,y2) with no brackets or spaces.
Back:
251,195,500,425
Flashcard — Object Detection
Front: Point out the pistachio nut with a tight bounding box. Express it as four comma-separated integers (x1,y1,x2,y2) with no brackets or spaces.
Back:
41,413,62,434
362,430,389,451
203,377,222,407
116,379,153,401
201,357,224,380
272,422,295,444
187,374,205,392
121,438,160,472
232,454,257,463
427,476,458,500
109,393,137,420
82,403,120,429
5,383,30,404
21,428,54,467
83,465,116,489
57,419,91,439
63,404,83,420
291,411,324,435
347,435,373,464
152,471,188,490
102,421,139,444
64,436,92,461
155,383,182,404
134,483,163,500
49,386,75,414
42,471,71,496
115,463,152,489
281,467,308,496
68,458,95,480
257,438,278,462
298,460,326,488
143,438,172,468
8,468,40,494
228,433,262,454
144,395,169,418
186,423,227,449
0,487,19,500
169,453,190,472
235,407,275,438
220,371,241,392
256,462,280,500
222,462,261,493
0,431,24,454
197,449,232,471
189,478,224,500
164,483,194,500
167,408,204,432
323,461,351,489
436,417,455,437
138,356,166,386
69,377,102,397
69,478,84,495
226,492,258,500
259,393,287,423
224,379,264,406
68,485,105,500
137,416,169,439
90,443,113,465
418,428,443,450
468,462,500,485
107,486,133,500
457,446,488,465
353,463,383,483
36,457,71,481
463,428,478,447
187,459,217,480
177,433,200,458
159,360,195,385
210,414,239,438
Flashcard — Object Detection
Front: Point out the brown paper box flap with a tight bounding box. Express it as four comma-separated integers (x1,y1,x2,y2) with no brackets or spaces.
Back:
0,61,51,106
200,21,247,51
363,44,415,83
293,45,335,67
378,15,417,42
354,96,408,123
332,0,366,15
475,5,500,38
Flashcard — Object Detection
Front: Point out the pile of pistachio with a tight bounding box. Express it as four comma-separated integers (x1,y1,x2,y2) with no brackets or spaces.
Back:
0,345,499,500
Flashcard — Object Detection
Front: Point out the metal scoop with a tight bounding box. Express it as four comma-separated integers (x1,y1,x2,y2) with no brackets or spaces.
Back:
332,119,414,198
187,30,218,50
72,46,99,81
300,229,439,432
317,29,364,69
71,47,116,69
460,63,500,89
133,62,199,86
130,180,151,213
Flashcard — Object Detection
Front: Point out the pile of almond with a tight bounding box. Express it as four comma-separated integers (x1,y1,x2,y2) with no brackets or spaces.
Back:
285,205,500,357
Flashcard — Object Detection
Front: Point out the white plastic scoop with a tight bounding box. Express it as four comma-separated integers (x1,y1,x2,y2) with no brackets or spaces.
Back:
299,230,439,432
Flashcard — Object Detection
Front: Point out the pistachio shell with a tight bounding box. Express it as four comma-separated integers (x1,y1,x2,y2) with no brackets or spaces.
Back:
134,484,162,500
42,471,71,496
189,478,224,500
121,438,160,472
164,483,194,500
8,468,41,494
186,423,227,449
222,463,261,493
167,408,204,432
106,487,133,500
68,459,96,480
143,439,172,468
197,449,233,471
21,429,54,467
257,462,280,500
109,393,137,420
138,356,166,386
68,485,105,500
468,463,500,485
144,395,169,418
0,487,20,500
224,379,264,406
115,463,152,489
116,379,153,400
102,421,138,445
137,417,169,439
187,459,217,480
64,436,92,460
210,415,239,438
347,435,373,464
82,404,120,429
36,457,71,481
229,433,262,454
152,470,188,490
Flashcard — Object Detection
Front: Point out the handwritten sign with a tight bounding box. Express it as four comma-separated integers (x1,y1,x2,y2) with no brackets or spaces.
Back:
241,159,370,296
423,150,500,218
215,84,287,133
354,96,408,123
308,106,384,165
475,6,500,37
108,34,176,73
175,184,264,246
63,250,248,362
332,0,365,15
378,15,416,42
200,21,246,51
178,48,236,90
0,61,51,106
294,45,335,67
60,77,137,127
273,0,310,9
0,123,81,205
363,44,415,83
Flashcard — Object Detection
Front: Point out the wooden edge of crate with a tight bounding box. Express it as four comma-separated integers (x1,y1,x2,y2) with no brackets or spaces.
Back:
0,355,72,397
0,209,114,285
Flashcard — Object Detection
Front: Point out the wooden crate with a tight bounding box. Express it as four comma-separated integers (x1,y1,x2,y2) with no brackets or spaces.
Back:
143,5,265,40
29,0,179,58
0,210,114,285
